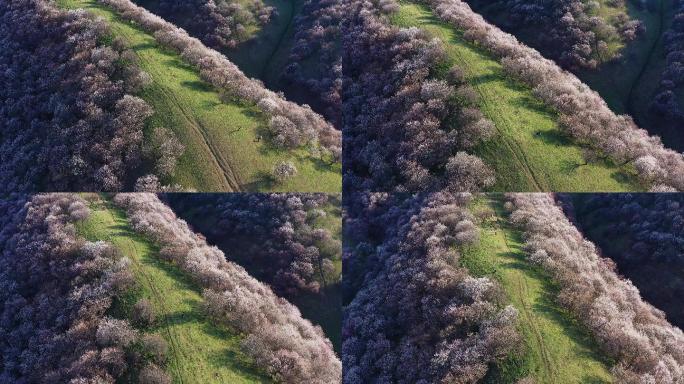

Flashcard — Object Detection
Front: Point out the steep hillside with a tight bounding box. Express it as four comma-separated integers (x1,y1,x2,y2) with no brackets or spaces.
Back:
57,0,341,192
567,193,684,329
77,195,269,383
391,1,640,191
461,196,613,383
163,193,343,352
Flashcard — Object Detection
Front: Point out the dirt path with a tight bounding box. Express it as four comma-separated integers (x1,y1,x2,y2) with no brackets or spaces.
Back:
489,199,555,379
152,67,243,192
448,39,545,191
96,202,188,383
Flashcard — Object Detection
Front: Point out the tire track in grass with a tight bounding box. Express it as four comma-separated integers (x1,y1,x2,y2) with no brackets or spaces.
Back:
155,83,244,191
461,197,612,383
493,203,556,380
96,201,186,383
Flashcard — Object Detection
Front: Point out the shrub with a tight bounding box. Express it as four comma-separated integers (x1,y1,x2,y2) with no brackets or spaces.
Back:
273,161,298,182
138,364,172,384
132,299,156,328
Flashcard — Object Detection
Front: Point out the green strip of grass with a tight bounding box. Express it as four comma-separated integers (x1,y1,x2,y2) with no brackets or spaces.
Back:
58,0,341,192
392,2,641,192
459,196,613,383
76,195,270,384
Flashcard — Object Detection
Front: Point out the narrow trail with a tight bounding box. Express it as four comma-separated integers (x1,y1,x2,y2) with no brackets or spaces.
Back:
626,0,666,120
445,30,545,191
489,199,555,379
149,61,243,192
97,201,187,383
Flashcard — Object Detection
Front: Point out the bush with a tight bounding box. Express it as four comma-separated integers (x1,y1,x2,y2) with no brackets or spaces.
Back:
132,299,156,328
141,334,169,365
273,161,298,182
138,364,172,384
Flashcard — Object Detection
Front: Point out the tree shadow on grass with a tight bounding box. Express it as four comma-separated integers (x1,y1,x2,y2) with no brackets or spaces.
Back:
533,130,573,147
131,42,157,51
241,170,277,191
181,80,213,93
164,58,194,72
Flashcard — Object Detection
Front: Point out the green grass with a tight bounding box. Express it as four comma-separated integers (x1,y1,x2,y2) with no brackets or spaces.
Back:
459,196,613,383
392,1,641,192
76,195,270,384
58,0,341,192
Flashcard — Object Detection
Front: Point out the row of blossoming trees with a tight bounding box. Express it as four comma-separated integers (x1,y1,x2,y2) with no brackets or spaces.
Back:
343,192,520,383
0,0,341,193
0,193,341,383
136,0,344,127
113,193,342,383
507,193,684,383
100,0,341,162
565,193,684,329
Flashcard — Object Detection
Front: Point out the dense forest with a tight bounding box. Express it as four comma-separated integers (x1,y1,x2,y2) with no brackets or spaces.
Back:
0,0,341,193
465,0,643,70
342,1,497,192
164,193,343,349
0,193,341,383
341,0,684,193
343,192,684,383
0,0,173,191
343,192,520,382
565,193,684,329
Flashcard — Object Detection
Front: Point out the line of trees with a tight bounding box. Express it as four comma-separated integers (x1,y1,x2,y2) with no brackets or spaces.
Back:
465,0,642,69
343,192,520,383
342,1,496,193
163,193,341,299
507,193,684,383
100,0,342,162
0,0,183,192
0,194,167,383
427,0,684,191
564,193,684,328
112,193,342,383
134,0,274,50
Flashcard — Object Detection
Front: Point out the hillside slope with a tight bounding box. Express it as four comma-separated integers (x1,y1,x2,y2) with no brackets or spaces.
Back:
77,195,269,383
58,0,341,192
461,196,613,383
392,1,640,191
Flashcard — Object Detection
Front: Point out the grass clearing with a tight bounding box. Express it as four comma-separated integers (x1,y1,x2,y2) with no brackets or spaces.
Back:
58,0,341,192
392,1,641,191
76,194,269,384
459,195,613,383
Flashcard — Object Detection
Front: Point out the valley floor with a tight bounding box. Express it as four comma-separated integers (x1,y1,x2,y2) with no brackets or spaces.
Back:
392,1,641,192
77,195,269,383
460,196,613,383
58,0,341,192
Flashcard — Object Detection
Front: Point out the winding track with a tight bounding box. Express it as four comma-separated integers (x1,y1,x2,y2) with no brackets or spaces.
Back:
81,198,267,384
